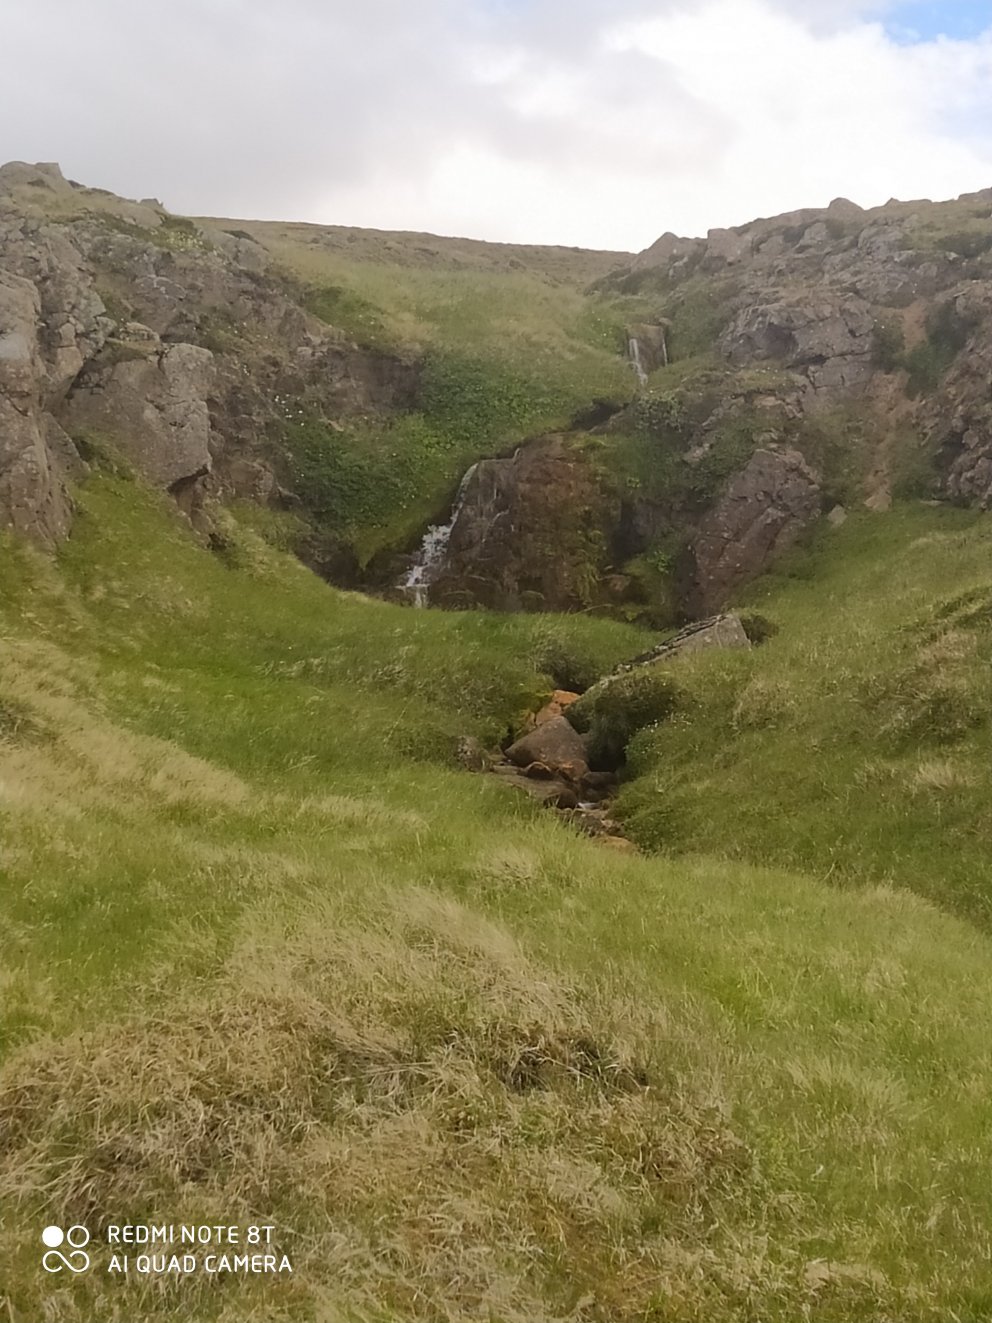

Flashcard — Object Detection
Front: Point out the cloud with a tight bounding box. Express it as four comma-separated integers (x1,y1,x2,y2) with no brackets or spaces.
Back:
0,0,990,248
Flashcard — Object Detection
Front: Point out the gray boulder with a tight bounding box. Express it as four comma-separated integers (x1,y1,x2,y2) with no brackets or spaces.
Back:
681,449,821,615
719,295,875,402
0,270,72,544
64,342,215,488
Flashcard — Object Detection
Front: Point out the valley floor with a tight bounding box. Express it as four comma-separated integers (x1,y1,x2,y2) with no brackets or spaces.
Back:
3,476,992,1321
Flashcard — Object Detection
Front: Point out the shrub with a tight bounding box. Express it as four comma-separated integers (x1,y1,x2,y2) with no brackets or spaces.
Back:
568,668,681,769
871,319,906,372
530,628,612,694
906,299,980,397
738,613,780,646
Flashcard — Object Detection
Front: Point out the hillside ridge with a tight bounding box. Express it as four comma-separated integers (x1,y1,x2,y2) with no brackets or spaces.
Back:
4,158,992,622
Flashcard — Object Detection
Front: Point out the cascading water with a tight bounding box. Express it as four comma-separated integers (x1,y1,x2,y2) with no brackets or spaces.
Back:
628,336,649,387
399,463,479,608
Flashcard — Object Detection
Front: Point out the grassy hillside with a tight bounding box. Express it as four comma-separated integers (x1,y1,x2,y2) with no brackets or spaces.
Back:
221,218,649,562
618,505,992,926
5,470,992,1319
5,169,648,566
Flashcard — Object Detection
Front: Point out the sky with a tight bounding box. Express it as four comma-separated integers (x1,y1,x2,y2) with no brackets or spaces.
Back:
1,0,991,251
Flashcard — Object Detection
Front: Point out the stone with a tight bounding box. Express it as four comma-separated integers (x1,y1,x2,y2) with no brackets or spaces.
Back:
827,505,848,527
505,716,589,784
720,294,875,402
64,342,215,489
598,836,640,854
626,322,671,372
827,197,865,220
428,435,615,613
0,269,73,544
705,227,752,265
611,614,751,677
455,736,488,772
630,231,703,272
681,451,822,615
490,766,580,809
534,689,581,727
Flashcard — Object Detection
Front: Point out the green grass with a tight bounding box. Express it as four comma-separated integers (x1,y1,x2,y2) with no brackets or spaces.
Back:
7,478,992,1319
245,230,646,558
619,504,992,925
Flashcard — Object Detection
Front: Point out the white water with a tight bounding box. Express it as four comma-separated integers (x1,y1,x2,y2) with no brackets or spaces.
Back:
399,463,479,607
628,337,649,387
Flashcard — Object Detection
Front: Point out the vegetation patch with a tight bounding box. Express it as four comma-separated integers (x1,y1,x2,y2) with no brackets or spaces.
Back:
568,667,682,769
5,476,992,1317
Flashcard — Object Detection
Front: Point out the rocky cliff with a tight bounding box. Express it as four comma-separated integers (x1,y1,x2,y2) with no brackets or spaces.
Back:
4,161,992,623
0,161,427,567
415,188,992,619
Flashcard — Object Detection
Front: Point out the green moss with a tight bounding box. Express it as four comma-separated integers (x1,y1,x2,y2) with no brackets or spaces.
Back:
905,300,979,397
568,667,682,768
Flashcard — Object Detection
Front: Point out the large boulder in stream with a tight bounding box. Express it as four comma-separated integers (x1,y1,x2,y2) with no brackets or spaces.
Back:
505,716,590,784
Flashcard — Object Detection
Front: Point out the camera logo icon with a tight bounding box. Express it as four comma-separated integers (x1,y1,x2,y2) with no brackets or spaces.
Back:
42,1225,91,1274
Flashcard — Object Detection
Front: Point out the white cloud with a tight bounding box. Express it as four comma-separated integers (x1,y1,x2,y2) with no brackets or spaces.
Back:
0,0,990,249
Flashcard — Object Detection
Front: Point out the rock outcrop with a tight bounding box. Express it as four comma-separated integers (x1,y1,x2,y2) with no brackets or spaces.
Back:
719,296,875,403
66,341,215,489
0,160,424,549
0,270,74,544
427,436,617,613
680,450,822,615
8,160,992,628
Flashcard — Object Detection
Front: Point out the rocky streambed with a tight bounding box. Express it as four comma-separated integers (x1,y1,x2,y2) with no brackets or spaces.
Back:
466,613,754,850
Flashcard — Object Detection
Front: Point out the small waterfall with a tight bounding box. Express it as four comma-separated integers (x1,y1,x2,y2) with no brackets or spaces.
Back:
399,463,478,608
628,337,649,387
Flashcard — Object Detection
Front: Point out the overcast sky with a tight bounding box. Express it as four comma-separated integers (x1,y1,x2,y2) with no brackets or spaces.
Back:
2,0,991,251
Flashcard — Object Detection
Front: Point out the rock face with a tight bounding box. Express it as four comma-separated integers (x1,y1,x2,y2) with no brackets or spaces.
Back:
427,436,616,612
720,296,875,403
680,450,822,615
65,343,215,489
0,270,74,544
626,322,670,373
0,160,424,549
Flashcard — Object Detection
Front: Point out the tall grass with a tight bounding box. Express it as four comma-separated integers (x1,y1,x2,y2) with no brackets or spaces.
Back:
5,482,992,1319
619,505,992,923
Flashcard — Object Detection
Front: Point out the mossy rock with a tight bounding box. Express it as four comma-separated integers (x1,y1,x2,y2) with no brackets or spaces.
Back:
568,667,681,769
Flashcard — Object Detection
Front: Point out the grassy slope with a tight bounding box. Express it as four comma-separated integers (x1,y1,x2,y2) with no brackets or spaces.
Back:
8,177,646,565
3,478,992,1319
620,505,992,925
217,220,648,561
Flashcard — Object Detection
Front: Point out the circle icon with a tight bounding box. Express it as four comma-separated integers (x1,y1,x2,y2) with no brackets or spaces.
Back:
42,1226,64,1248
67,1226,90,1248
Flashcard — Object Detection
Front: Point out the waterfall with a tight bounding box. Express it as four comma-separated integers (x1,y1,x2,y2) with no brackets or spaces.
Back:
399,463,478,608
628,337,649,387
